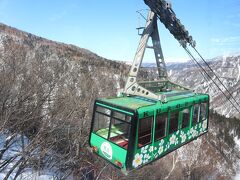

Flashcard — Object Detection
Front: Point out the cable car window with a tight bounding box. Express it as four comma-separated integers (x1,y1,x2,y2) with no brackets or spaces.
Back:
200,103,207,121
138,117,153,148
169,112,179,134
109,119,131,149
93,112,110,138
192,104,200,126
155,113,167,141
113,111,125,120
182,109,190,129
125,115,131,123
96,106,111,115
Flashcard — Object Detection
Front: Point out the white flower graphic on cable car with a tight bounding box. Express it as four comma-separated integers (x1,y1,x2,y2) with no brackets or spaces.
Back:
165,143,170,150
141,145,148,154
133,118,208,167
192,129,198,138
187,127,194,138
133,153,143,168
158,146,164,155
149,146,154,152
202,120,207,130
159,139,164,146
144,153,151,160
143,153,151,164
169,134,178,145
189,127,194,134
180,133,187,143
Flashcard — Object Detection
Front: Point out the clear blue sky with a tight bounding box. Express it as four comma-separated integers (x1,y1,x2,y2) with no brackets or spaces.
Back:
1,0,240,62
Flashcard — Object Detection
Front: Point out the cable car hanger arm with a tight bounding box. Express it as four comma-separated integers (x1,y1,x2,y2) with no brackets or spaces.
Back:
123,11,190,102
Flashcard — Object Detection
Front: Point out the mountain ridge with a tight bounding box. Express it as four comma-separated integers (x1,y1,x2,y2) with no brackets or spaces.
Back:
0,22,121,64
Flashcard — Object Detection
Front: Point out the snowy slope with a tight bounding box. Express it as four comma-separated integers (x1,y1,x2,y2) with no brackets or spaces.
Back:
167,55,240,118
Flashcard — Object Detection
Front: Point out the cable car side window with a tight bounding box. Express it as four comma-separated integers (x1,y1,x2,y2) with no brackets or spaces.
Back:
200,103,207,121
169,112,179,134
138,117,153,148
109,118,131,149
155,113,167,141
112,111,132,123
96,106,111,115
125,115,131,123
113,111,125,120
192,104,200,126
93,111,111,138
182,109,190,129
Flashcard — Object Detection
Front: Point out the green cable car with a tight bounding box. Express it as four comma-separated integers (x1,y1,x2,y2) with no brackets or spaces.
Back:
89,0,210,173
89,92,209,172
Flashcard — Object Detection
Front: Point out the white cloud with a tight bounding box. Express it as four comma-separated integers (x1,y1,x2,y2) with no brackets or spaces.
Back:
210,36,240,45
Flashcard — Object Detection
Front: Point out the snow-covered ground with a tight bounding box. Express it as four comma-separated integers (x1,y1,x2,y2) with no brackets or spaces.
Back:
0,133,63,180
234,137,240,180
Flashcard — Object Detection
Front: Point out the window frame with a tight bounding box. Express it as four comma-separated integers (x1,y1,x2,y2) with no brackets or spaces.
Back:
199,102,207,122
168,111,180,135
92,105,133,150
137,116,153,148
192,104,200,126
108,118,131,149
181,108,191,129
154,113,168,141
93,112,111,138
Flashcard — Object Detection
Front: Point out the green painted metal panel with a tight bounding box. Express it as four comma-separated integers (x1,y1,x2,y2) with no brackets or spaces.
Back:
96,102,134,115
99,92,208,112
132,120,208,168
138,107,154,118
137,94,208,118
90,133,127,169
101,96,154,110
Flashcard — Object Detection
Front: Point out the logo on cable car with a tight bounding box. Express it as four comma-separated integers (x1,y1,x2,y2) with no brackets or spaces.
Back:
100,142,113,160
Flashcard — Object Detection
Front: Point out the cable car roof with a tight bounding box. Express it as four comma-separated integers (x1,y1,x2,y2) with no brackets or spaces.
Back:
99,90,209,111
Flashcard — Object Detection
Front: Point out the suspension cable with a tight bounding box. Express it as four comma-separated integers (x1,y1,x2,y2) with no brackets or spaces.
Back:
188,58,219,94
184,47,240,115
191,46,240,110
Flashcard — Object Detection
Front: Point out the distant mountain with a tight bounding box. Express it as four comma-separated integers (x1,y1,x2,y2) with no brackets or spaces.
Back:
142,55,240,118
168,55,240,118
